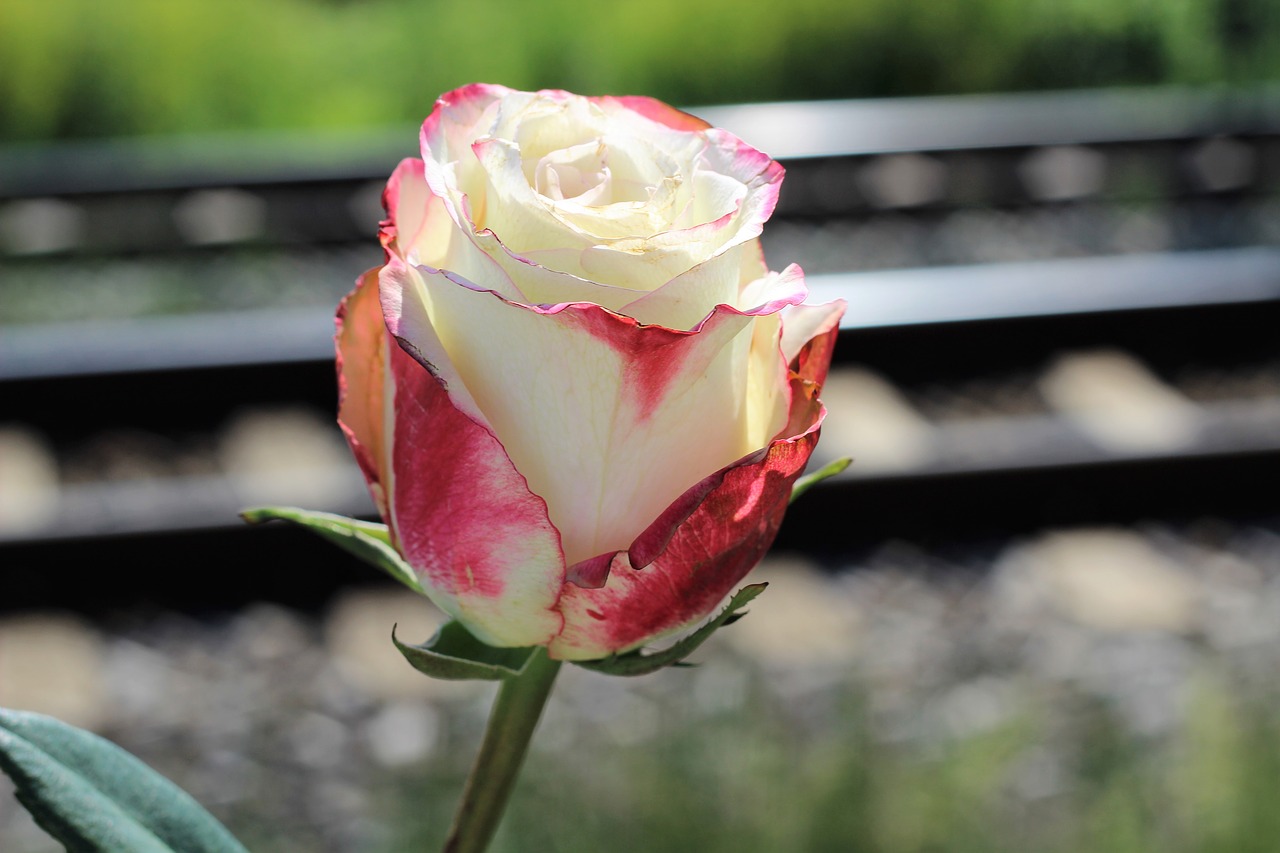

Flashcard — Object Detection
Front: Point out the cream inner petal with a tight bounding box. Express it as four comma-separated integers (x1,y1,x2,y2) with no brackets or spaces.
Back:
681,168,748,229
523,133,688,241
507,96,606,163
531,140,613,204
425,88,778,310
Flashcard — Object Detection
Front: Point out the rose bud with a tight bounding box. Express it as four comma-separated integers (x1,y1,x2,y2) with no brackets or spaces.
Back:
337,84,843,661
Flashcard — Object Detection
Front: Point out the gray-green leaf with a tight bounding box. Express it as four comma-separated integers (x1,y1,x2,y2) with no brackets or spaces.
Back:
0,708,249,853
574,583,767,676
241,506,423,593
394,620,537,681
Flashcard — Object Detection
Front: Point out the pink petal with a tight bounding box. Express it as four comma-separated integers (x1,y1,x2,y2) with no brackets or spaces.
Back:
420,83,512,164
382,300,566,649
548,401,825,661
566,551,619,589
335,267,391,518
546,306,842,661
388,258,799,575
598,95,713,132
379,158,427,256
782,300,845,388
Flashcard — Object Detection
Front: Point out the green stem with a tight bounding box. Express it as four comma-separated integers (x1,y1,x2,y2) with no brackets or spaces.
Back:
442,648,561,853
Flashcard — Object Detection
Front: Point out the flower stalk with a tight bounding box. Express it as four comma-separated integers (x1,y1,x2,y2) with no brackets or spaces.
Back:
443,648,562,853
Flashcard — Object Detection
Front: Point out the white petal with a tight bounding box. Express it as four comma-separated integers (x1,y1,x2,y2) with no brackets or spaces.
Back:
410,275,790,568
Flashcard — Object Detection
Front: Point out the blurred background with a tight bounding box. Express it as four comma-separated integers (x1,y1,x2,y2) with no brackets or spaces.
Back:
2,0,1280,850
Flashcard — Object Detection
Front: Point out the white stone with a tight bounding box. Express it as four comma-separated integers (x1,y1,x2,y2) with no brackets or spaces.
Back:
1002,529,1199,633
1039,350,1201,453
0,614,105,729
818,368,936,475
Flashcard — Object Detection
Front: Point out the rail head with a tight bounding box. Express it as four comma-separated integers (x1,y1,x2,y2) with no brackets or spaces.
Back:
2,247,1277,382
3,85,1278,199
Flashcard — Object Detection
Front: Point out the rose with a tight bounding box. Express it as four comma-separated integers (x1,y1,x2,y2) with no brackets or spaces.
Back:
337,84,843,661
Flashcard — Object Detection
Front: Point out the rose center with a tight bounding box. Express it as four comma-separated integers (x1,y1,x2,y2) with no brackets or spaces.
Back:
532,140,610,203
528,137,658,209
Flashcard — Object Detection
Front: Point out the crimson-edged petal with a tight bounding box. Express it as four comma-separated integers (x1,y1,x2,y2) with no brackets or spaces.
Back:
381,255,805,579
548,395,825,661
546,300,843,661
379,286,566,649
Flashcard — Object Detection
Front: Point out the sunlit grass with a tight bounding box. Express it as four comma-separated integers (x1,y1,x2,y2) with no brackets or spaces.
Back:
1,0,1278,142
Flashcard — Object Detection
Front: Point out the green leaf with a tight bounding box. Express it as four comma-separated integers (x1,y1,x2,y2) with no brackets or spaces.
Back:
393,620,537,681
241,506,423,593
0,708,248,853
574,583,767,677
789,457,851,504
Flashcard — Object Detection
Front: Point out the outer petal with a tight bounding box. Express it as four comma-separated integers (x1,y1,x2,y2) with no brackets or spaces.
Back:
420,83,513,167
335,267,391,518
548,378,828,661
378,264,567,648
384,261,805,574
596,96,713,133
781,300,845,388
547,298,843,660
380,158,427,256
622,239,782,330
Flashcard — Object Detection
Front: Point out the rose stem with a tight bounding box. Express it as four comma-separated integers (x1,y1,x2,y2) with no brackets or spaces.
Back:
442,647,562,853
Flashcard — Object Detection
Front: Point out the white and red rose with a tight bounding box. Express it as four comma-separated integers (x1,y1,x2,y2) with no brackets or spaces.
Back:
337,84,843,661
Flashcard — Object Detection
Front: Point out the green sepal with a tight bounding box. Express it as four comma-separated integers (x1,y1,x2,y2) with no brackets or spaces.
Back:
0,708,249,853
789,457,851,504
393,620,537,681
574,583,767,677
241,506,423,594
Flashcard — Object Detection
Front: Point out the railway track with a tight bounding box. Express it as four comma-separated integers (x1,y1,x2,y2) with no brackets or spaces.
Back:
2,85,1277,614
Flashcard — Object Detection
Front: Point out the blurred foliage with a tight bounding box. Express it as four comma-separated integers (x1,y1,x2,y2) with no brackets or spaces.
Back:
354,677,1280,853
0,0,1278,143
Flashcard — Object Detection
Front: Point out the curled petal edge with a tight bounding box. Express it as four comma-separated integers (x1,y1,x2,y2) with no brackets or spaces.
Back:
596,95,713,132
403,257,808,339
547,399,828,661
383,332,568,649
545,314,838,661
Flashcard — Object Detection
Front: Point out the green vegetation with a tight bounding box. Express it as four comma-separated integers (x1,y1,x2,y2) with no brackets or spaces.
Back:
360,676,1280,853
1,0,1278,142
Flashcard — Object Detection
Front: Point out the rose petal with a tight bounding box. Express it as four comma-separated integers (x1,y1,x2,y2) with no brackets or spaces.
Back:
623,248,805,331
386,164,557,313
336,268,392,518
546,299,843,659
574,132,784,293
386,262,796,572
566,551,618,589
597,96,713,133
548,389,826,661
380,159,426,256
421,87,785,304
382,158,479,273
380,257,489,425
420,83,513,169
383,300,566,649
468,233,647,311
780,300,845,385
470,136,603,262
